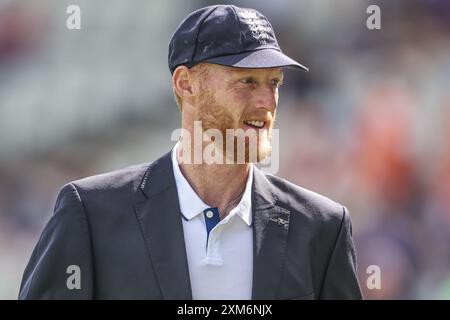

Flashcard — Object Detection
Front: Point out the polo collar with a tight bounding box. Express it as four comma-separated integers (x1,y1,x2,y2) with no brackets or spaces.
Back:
171,141,253,226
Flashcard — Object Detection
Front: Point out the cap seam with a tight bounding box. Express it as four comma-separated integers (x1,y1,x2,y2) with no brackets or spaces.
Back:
191,5,221,64
230,5,244,39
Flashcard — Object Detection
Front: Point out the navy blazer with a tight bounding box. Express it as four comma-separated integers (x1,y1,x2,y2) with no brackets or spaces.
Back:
19,151,363,299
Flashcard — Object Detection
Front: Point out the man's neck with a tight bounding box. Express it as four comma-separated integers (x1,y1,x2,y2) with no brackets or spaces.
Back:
176,142,251,219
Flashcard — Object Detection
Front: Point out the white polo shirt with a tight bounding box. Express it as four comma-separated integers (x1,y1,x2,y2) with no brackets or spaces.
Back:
171,142,254,300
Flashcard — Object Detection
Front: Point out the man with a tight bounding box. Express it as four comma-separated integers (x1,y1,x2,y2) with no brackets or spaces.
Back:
19,5,363,300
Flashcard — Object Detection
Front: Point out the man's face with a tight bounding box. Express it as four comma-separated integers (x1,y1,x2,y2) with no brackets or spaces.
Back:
192,63,283,163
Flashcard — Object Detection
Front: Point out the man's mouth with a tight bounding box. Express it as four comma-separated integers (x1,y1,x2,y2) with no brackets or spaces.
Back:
243,120,266,129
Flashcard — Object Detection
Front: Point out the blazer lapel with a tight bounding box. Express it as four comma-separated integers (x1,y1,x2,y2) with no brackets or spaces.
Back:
251,167,291,300
133,152,192,299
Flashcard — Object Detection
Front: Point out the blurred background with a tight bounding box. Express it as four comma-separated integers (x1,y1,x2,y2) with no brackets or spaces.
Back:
1,0,450,299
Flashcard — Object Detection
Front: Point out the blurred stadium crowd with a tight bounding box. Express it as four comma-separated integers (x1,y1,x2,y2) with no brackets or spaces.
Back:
1,0,450,299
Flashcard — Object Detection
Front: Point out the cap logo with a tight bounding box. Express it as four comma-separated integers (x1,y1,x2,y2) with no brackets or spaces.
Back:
238,9,270,44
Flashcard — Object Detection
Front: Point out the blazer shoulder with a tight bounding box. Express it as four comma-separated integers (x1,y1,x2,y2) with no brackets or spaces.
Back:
70,162,150,194
262,171,346,225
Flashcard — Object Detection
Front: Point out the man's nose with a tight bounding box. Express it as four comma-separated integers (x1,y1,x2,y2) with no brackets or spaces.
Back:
255,84,277,112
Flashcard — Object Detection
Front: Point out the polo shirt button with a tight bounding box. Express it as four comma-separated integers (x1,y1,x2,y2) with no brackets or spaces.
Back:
205,210,214,218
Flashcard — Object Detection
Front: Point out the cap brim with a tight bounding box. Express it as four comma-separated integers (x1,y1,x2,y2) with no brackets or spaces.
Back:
203,48,309,72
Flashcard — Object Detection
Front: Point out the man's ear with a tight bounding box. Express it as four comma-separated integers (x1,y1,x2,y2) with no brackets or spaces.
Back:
172,66,195,105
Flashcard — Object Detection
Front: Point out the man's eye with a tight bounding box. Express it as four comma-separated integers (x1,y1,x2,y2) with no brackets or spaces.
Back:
240,78,255,84
271,79,282,88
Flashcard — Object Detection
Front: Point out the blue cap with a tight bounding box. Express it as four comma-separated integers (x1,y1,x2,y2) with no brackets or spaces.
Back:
168,5,309,74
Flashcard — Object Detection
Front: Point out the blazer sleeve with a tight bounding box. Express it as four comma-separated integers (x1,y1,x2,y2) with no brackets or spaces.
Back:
319,206,363,299
18,183,94,299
